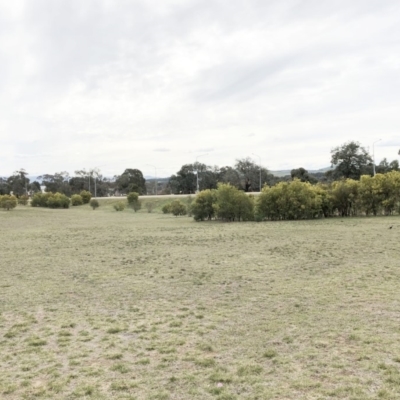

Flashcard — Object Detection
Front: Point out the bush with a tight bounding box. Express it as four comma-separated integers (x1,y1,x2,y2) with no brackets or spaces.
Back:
214,183,254,221
170,200,187,216
80,190,92,204
71,194,83,206
18,195,29,206
127,192,141,212
162,203,172,214
0,195,17,210
257,180,322,220
114,202,125,211
31,192,70,209
191,190,216,221
90,199,99,210
186,196,193,217
145,202,154,213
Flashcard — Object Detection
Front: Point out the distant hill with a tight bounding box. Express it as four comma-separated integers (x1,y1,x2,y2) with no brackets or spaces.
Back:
270,167,332,177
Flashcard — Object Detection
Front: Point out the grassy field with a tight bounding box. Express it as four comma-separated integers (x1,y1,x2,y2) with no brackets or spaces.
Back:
1,202,400,399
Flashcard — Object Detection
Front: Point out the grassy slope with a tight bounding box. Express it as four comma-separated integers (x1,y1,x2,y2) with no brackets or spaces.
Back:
99,196,193,213
0,205,400,399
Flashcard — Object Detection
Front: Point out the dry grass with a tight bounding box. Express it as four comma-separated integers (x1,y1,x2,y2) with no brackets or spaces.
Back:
1,203,400,399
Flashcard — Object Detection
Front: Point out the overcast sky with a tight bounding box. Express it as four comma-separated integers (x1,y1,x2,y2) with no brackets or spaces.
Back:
1,0,399,177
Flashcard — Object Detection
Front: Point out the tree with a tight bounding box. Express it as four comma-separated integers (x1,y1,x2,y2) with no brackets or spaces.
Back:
90,199,100,210
116,169,146,195
0,195,17,210
191,189,216,221
330,141,372,180
29,181,41,194
127,192,141,212
0,177,9,195
290,168,317,184
234,158,269,191
39,172,71,195
7,169,30,196
169,164,203,194
219,166,242,188
376,158,399,174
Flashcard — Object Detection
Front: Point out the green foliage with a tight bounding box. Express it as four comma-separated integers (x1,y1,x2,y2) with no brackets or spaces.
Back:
359,172,400,215
71,194,84,206
113,202,125,211
80,190,92,204
161,203,172,214
186,195,193,217
39,172,71,195
358,175,381,216
18,195,29,206
191,189,216,221
257,180,322,220
214,183,255,221
331,141,372,180
89,199,99,210
170,200,187,216
290,167,317,184
31,192,70,209
214,184,238,221
116,169,146,195
127,192,139,204
7,170,30,196
330,179,360,217
127,192,141,212
0,195,18,210
145,202,154,213
190,171,400,221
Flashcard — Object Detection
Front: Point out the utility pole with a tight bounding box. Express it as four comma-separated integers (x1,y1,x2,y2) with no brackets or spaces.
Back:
195,154,208,193
252,153,262,191
372,139,381,176
146,165,157,195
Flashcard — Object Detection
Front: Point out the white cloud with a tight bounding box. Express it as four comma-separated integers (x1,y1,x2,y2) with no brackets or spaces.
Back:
0,0,399,177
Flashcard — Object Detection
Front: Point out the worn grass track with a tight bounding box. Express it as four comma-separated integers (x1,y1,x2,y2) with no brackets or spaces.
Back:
1,205,400,399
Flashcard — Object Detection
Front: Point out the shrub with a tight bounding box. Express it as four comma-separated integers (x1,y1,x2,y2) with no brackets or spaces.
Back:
127,192,141,212
191,190,216,221
71,194,83,206
170,200,187,216
80,190,92,204
162,203,172,214
18,195,29,206
257,180,322,220
186,196,193,217
214,183,254,221
31,192,70,209
145,202,154,213
0,195,17,210
114,202,125,211
90,199,99,210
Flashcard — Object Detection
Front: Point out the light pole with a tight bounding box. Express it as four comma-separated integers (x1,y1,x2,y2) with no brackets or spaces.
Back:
252,153,262,191
146,164,157,195
195,153,208,193
372,139,381,176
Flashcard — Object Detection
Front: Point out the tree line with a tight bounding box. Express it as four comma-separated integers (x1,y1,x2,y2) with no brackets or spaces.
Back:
1,141,399,197
189,171,400,221
0,168,147,197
